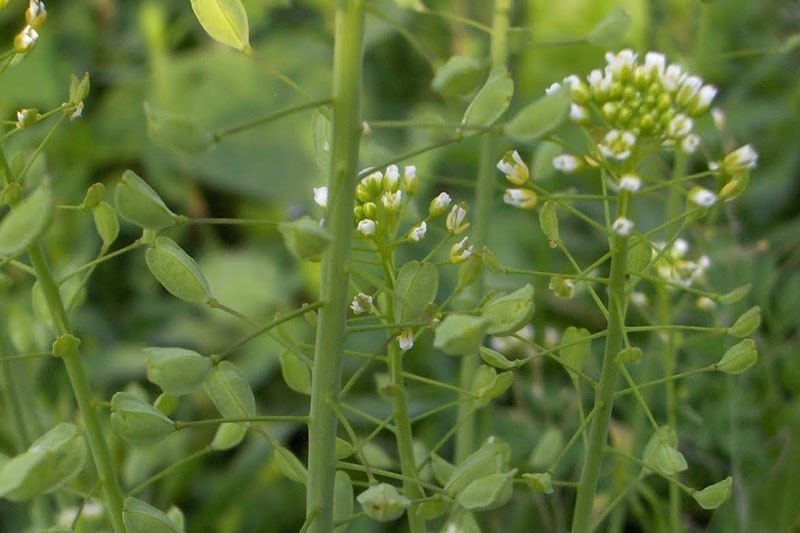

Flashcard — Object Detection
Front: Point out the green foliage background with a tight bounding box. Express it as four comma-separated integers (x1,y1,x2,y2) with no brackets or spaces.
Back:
1,0,799,531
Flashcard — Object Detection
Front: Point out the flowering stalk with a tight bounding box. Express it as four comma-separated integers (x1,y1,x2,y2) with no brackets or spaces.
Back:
305,2,364,532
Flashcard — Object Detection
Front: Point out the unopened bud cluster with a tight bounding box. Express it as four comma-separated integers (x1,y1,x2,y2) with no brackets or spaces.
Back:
349,164,417,239
652,238,711,288
497,150,537,210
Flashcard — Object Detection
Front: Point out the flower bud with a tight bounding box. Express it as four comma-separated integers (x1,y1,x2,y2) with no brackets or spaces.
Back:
383,165,400,191
721,144,758,175
407,221,427,242
611,216,634,236
449,236,474,264
503,188,537,210
401,165,418,194
397,329,414,351
381,190,402,213
26,1,47,30
428,192,451,216
350,292,373,314
16,108,41,128
446,203,469,234
496,150,529,185
14,26,38,53
357,218,377,237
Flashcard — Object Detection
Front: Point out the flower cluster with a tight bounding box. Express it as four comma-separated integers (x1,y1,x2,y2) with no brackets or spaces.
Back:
14,1,46,54
497,150,537,210
652,238,711,288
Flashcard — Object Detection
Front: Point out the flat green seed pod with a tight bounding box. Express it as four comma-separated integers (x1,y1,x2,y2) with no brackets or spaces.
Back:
145,237,212,304
0,181,53,257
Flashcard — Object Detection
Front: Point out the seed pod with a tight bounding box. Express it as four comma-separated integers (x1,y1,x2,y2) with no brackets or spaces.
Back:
273,445,308,485
559,327,591,378
110,392,176,445
444,437,510,496
122,497,183,533
718,284,750,305
616,346,643,364
692,476,733,510
278,216,332,261
0,423,87,501
145,347,212,396
462,67,514,128
478,346,517,370
203,361,256,419
433,314,489,356
356,483,411,522
210,423,248,451
115,170,181,230
431,55,488,98
504,89,571,142
471,365,514,408
0,180,53,257
145,237,213,304
522,472,554,494
154,393,179,416
481,284,534,336
727,306,761,338
333,471,354,527
69,72,91,104
716,339,758,374
92,202,120,247
456,469,516,511
393,261,439,323
189,0,250,52
529,427,564,469
539,201,559,245
81,182,105,210
278,349,311,395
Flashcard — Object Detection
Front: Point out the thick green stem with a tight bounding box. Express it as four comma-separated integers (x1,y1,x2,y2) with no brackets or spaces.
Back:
388,343,426,532
455,0,511,464
305,2,364,532
571,235,629,533
28,245,125,533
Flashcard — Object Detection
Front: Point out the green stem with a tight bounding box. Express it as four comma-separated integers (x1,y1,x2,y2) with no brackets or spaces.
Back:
27,245,125,533
455,0,511,465
213,98,332,141
571,234,629,533
305,2,364,532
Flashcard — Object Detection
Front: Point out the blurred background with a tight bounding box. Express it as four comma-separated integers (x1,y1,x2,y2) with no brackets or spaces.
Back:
0,0,798,531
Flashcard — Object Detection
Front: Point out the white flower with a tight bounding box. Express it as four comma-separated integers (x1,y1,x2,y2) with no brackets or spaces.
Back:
667,113,693,138
449,236,474,264
545,82,562,95
711,107,725,130
644,52,666,77
313,186,328,207
503,188,537,209
383,164,400,190
721,144,758,174
446,204,469,233
69,101,84,120
357,219,376,236
570,103,589,123
14,25,39,53
381,190,402,212
689,84,717,115
619,173,641,192
661,64,685,92
689,186,717,207
599,130,637,161
605,49,637,77
630,292,648,307
680,133,700,154
552,154,581,173
429,192,451,216
397,328,414,351
611,217,634,236
402,165,418,193
350,292,373,314
408,221,427,242
677,75,703,106
496,150,529,185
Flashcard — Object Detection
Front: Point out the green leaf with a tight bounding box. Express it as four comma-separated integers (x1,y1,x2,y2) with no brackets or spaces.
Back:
356,483,411,522
278,216,333,262
145,347,213,396
393,261,439,323
716,339,758,374
273,445,307,485
462,67,514,128
431,56,488,98
456,470,516,511
115,170,181,231
189,0,251,52
110,392,177,445
0,423,87,501
123,497,183,533
481,284,534,335
278,349,311,395
585,7,632,46
692,476,733,510
559,327,591,378
92,202,120,247
0,181,53,257
145,237,213,304
538,201,559,244
433,314,489,356
144,102,216,153
504,89,570,142
204,361,256,419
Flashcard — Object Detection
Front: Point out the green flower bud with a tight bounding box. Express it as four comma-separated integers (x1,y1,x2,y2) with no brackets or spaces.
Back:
356,483,411,522
549,276,575,299
728,306,761,337
145,237,213,304
145,347,212,396
115,170,182,231
716,339,758,374
110,392,176,445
